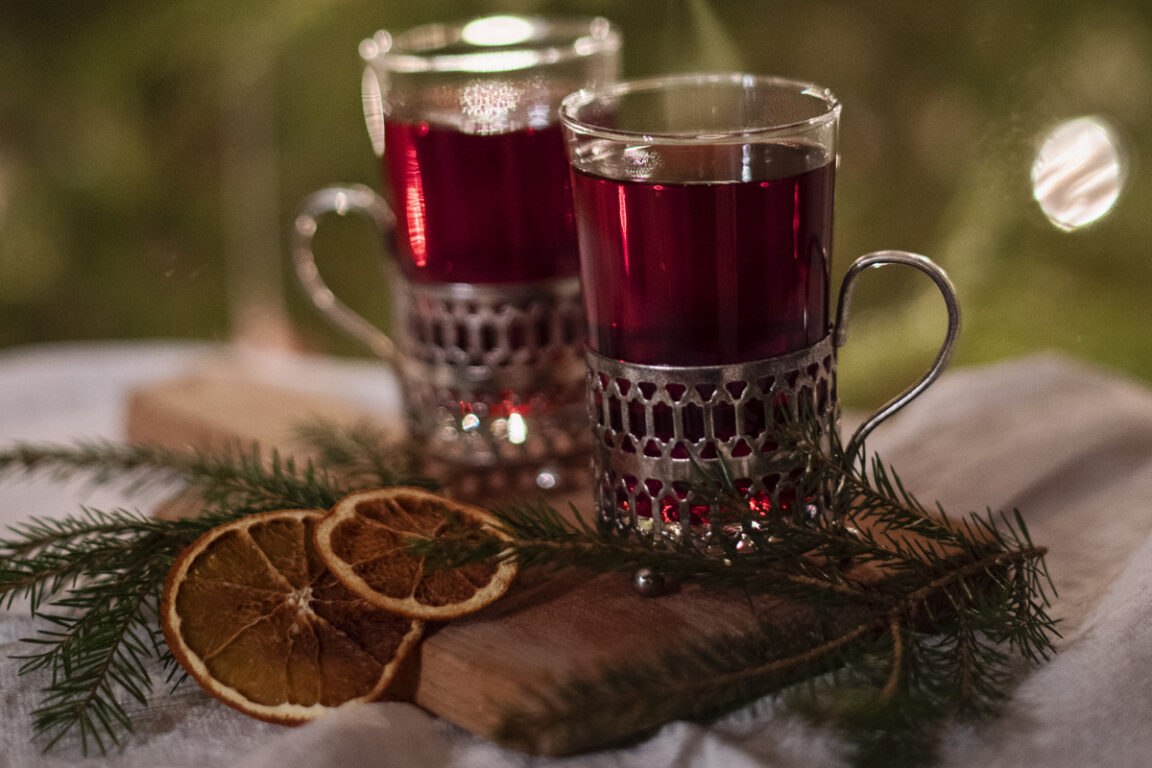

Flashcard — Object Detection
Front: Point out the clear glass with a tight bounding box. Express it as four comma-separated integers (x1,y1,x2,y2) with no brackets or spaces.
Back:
360,17,621,285
563,75,960,537
292,16,621,490
561,74,840,365
362,16,621,140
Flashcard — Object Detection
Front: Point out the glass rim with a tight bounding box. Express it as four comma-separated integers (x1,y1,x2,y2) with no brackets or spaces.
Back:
559,72,841,144
359,15,621,73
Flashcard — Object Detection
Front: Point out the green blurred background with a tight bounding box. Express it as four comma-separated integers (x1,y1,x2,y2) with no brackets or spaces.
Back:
2,0,1150,407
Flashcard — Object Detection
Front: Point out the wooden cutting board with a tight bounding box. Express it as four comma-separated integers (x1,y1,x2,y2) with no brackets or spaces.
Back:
125,370,861,754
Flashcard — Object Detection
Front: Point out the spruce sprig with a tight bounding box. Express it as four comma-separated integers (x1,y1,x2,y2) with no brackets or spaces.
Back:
412,423,1057,765
0,431,433,753
13,524,170,754
0,418,1056,766
2,506,236,752
291,418,433,490
0,440,350,512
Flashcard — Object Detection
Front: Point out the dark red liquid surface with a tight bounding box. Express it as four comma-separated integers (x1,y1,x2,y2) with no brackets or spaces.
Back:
382,121,578,284
570,143,834,365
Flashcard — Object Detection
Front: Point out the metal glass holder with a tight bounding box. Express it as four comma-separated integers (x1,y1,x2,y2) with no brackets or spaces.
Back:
394,274,591,473
586,250,961,545
587,335,839,542
292,185,593,494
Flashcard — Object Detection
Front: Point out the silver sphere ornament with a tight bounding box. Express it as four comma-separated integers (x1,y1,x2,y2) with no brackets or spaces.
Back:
632,567,664,597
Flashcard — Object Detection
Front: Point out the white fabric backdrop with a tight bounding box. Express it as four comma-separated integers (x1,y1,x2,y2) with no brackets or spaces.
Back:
2,342,1151,768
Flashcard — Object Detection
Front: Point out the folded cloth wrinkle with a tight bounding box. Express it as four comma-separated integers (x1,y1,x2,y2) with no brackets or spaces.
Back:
938,520,1152,768
869,353,1152,643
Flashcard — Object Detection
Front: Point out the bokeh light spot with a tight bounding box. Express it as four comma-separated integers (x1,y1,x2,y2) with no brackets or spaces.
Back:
507,412,528,444
1031,116,1126,231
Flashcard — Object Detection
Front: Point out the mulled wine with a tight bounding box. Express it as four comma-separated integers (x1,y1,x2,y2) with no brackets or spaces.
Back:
382,121,578,284
292,15,621,486
570,142,834,366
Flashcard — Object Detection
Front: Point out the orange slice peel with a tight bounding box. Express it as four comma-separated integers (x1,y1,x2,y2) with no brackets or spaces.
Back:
314,487,519,620
161,509,424,725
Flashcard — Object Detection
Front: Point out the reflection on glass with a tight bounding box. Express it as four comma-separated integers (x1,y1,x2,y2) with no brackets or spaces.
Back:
461,16,536,47
507,412,528,444
460,81,523,132
1031,116,1126,231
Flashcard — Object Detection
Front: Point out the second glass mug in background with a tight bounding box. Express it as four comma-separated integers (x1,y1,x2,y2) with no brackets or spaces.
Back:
292,16,621,493
560,73,960,538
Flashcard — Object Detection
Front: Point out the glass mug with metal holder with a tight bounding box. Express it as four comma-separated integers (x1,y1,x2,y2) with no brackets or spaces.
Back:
560,73,960,540
292,16,621,494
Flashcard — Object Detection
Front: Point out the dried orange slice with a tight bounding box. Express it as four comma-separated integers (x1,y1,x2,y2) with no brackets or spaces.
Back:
314,487,518,620
161,509,423,725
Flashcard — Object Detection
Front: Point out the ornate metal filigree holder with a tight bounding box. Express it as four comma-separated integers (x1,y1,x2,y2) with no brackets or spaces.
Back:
586,251,961,548
292,186,592,496
394,275,591,491
587,336,839,543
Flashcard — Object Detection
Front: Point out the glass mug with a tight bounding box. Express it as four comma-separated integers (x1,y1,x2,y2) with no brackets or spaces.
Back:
292,16,621,494
560,73,960,538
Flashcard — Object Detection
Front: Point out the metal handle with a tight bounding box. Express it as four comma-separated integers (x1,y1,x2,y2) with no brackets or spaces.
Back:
291,184,397,363
834,251,960,462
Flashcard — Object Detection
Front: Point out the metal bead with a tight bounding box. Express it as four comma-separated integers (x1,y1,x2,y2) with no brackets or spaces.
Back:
632,567,664,597
396,275,589,469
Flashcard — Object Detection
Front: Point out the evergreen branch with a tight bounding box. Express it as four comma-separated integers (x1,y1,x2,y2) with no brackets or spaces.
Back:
292,418,437,490
412,505,898,609
429,419,1058,765
10,521,179,753
0,440,352,512
0,433,425,752
20,570,160,753
0,416,1058,764
0,509,163,612
495,532,1051,762
0,502,293,751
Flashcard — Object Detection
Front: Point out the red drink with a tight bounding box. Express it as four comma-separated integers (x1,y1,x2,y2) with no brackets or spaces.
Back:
570,142,834,365
382,121,578,284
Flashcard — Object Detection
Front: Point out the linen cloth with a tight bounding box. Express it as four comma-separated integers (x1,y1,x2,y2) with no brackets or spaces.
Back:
2,341,1151,768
